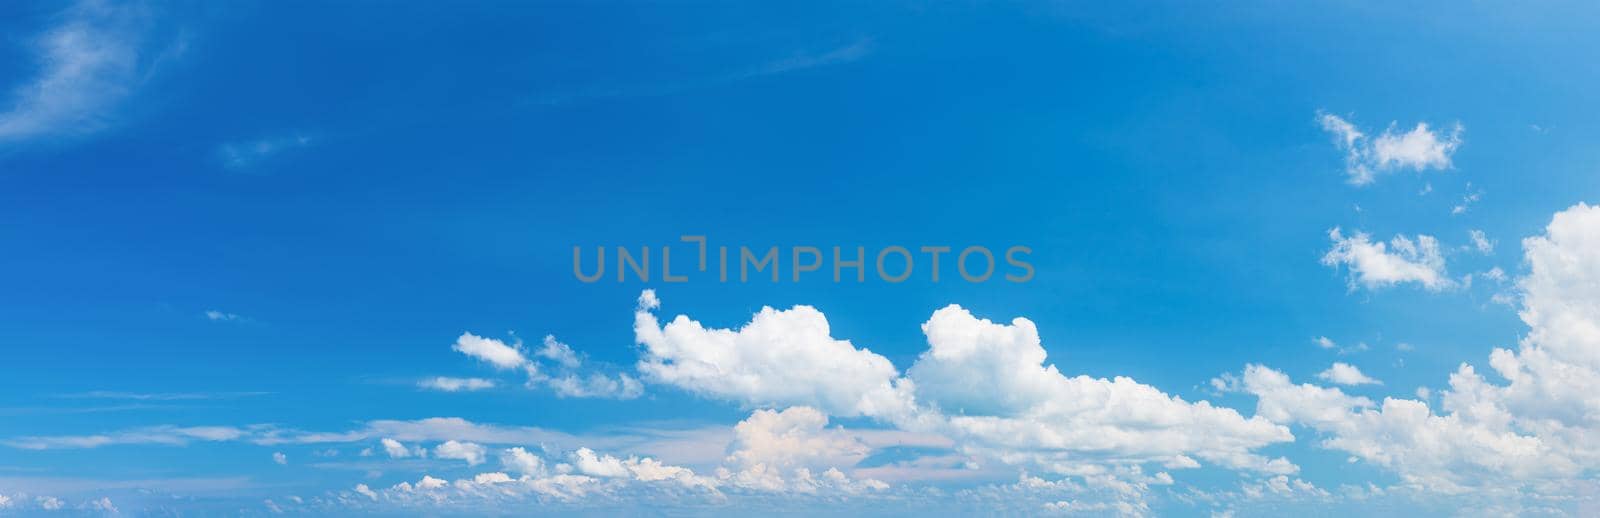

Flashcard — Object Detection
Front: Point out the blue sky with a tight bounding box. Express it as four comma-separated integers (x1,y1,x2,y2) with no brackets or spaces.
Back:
3,1,1600,516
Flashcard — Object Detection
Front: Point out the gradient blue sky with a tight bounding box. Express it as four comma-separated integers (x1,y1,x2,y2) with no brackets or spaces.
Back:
3,1,1599,516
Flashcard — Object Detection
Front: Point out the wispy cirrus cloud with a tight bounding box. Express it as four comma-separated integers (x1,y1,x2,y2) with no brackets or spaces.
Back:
3,425,252,450
417,377,496,392
216,133,315,169
0,0,173,144
3,417,587,452
0,390,267,417
527,39,873,106
56,390,269,401
203,309,246,322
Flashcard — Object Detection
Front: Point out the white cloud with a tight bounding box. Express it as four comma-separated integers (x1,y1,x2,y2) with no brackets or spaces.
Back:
634,292,911,418
1,417,603,459
381,438,423,459
204,310,243,321
1318,112,1364,149
450,332,642,399
538,335,581,368
725,407,869,471
0,1,162,143
637,289,660,310
1322,228,1453,291
273,451,287,465
529,40,872,106
218,134,314,169
716,464,887,495
571,447,631,478
451,333,528,370
282,417,577,448
527,336,642,399
434,440,487,466
1317,363,1381,386
1453,184,1484,215
1318,112,1462,185
1044,499,1144,515
38,496,63,510
331,443,740,510
417,377,496,392
567,447,720,490
500,447,547,477
1469,229,1494,254
904,305,1295,475
1238,475,1329,502
635,292,1295,482
1306,337,1371,356
2,424,246,449
1229,203,1600,497
1372,123,1460,172
964,471,1167,516
58,390,268,400
713,406,892,494
416,475,448,490
545,372,643,399
1234,364,1572,494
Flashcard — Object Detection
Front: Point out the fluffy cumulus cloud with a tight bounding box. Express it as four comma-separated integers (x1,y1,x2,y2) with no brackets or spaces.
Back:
1317,363,1380,386
1318,112,1463,185
1230,364,1574,496
381,438,425,459
32,204,1600,514
634,291,1297,495
500,447,547,477
434,440,488,466
904,306,1294,477
711,406,889,494
1228,203,1600,506
724,407,868,471
1322,228,1453,291
633,291,913,418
